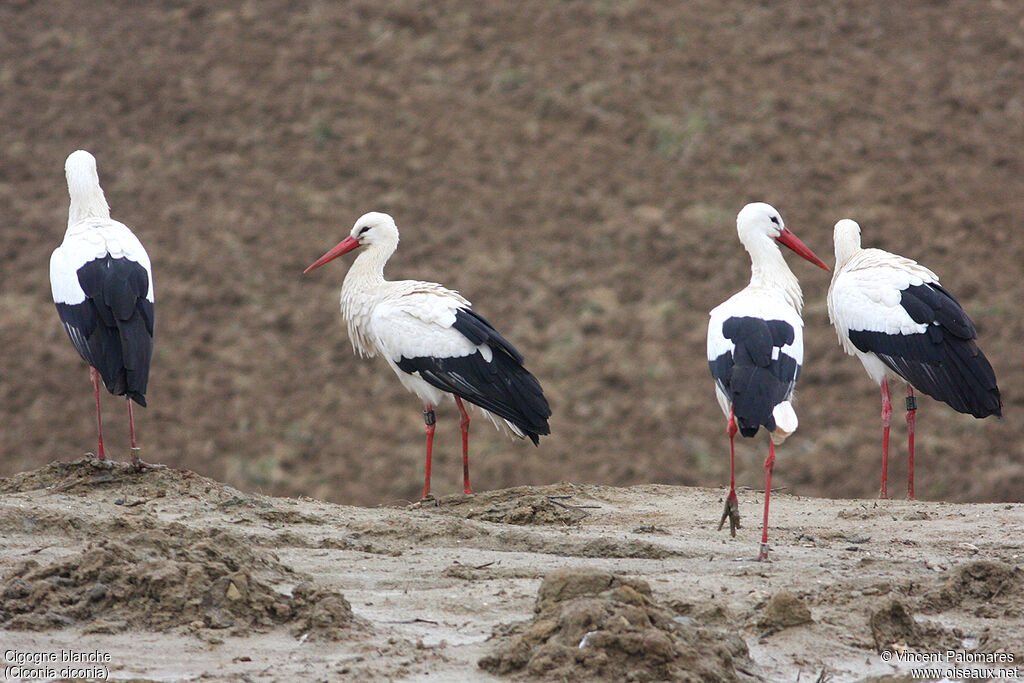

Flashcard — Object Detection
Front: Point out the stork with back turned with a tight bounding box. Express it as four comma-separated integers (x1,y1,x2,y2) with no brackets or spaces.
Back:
707,202,830,560
304,212,551,498
827,219,1001,499
50,150,155,468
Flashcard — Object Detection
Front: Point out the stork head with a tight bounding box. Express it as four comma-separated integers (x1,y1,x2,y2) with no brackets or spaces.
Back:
736,202,829,271
304,212,399,273
65,150,110,223
832,219,863,268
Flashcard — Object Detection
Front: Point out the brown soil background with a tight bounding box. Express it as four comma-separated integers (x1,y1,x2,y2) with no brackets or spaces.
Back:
1,1,1022,504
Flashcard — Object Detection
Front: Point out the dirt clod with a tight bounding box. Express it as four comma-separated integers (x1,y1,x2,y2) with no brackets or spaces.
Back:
0,526,356,640
756,591,812,631
437,487,591,526
289,581,357,641
870,600,921,653
923,560,1023,617
480,567,762,682
869,599,956,655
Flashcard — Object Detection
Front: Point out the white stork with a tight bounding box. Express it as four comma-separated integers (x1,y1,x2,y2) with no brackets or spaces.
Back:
50,150,155,468
827,219,1001,499
707,202,829,560
304,212,551,498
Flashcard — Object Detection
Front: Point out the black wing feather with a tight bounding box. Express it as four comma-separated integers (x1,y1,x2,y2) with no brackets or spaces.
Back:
709,316,799,438
396,308,550,443
451,308,525,363
55,256,154,405
848,283,1000,418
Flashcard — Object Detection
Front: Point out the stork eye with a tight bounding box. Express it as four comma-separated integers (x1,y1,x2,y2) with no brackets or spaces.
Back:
769,216,780,226
358,226,370,237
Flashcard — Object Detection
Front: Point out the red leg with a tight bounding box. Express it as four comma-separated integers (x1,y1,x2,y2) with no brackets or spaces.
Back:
906,387,917,500
718,409,741,536
125,399,158,471
128,399,138,450
759,440,776,561
90,367,106,460
454,396,472,495
728,412,737,493
879,380,892,499
422,405,436,499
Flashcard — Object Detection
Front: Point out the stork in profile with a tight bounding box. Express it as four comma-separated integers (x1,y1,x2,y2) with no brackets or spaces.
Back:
707,202,829,560
304,212,551,498
50,150,155,468
827,219,1001,499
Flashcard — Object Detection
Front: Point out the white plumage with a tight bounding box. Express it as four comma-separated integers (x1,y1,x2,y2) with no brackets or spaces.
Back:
827,218,1000,499
708,289,804,444
369,287,496,415
829,225,939,381
50,150,155,466
51,218,154,307
305,212,551,498
706,202,829,560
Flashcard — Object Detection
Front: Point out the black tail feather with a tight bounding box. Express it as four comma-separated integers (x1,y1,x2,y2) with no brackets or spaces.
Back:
852,330,1001,418
55,256,154,405
709,316,801,438
849,282,1001,418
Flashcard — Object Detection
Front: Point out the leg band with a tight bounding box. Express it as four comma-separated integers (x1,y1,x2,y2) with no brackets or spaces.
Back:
905,396,917,411
423,409,436,426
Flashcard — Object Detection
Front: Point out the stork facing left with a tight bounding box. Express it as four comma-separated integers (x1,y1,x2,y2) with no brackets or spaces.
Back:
304,212,551,498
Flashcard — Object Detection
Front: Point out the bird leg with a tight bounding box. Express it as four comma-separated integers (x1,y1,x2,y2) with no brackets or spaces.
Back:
126,399,156,471
906,387,917,500
758,440,776,561
879,380,892,499
454,396,472,495
718,411,741,537
422,405,436,499
89,367,107,461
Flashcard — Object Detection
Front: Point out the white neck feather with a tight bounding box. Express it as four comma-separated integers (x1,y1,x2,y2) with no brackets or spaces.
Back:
66,167,110,226
339,239,397,356
833,228,862,269
342,240,395,295
746,235,804,314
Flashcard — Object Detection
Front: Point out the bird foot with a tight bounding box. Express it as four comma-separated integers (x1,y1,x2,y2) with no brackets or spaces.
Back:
128,449,161,473
717,493,741,537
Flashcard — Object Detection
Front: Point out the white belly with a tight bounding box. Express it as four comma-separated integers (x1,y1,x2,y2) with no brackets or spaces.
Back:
384,357,449,407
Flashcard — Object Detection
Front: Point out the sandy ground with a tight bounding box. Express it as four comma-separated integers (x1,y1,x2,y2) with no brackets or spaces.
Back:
0,460,1021,682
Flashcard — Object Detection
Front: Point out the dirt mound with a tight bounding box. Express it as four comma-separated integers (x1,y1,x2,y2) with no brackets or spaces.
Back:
479,567,761,682
922,560,1024,618
0,525,356,640
349,508,679,559
434,486,594,526
287,581,359,641
869,599,956,654
0,457,250,505
756,591,812,632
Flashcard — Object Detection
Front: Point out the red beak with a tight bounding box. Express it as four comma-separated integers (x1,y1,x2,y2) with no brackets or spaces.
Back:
776,228,830,271
303,236,361,274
